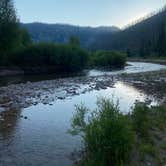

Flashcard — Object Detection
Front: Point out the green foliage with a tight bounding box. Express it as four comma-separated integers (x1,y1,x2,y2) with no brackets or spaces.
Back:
0,0,18,65
69,98,134,166
130,104,166,164
126,49,131,57
149,105,166,130
69,36,80,46
0,0,31,66
69,99,166,165
139,144,158,160
0,0,17,23
19,28,32,48
156,21,166,56
12,43,89,73
90,51,126,68
160,141,166,150
132,103,151,139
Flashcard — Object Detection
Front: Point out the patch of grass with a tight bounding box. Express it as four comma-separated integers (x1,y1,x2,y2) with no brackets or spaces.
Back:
69,98,134,166
160,141,166,150
69,99,166,165
132,103,151,139
139,143,158,161
150,105,166,130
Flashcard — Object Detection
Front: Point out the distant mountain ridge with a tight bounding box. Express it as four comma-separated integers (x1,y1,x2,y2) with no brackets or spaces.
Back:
91,6,166,56
22,23,120,48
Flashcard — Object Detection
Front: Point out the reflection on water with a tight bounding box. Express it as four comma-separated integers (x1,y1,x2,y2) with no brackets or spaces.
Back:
0,109,21,141
0,82,155,166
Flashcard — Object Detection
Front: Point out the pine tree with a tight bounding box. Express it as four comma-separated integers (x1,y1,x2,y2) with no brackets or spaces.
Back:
155,21,165,56
0,0,19,64
0,0,17,23
69,36,80,46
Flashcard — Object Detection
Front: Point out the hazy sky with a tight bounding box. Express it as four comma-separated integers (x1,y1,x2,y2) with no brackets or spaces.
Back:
15,0,166,28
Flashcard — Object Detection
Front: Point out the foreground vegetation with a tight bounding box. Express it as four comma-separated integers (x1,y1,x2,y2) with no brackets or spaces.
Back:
69,99,166,166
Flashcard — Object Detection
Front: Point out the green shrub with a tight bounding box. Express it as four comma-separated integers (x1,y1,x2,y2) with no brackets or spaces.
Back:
69,100,166,165
150,105,166,130
90,51,126,68
12,43,89,73
160,140,166,150
132,103,151,139
69,98,134,166
139,143,158,161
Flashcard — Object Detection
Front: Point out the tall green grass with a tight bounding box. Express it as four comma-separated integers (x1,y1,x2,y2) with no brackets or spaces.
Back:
69,99,166,166
69,98,134,166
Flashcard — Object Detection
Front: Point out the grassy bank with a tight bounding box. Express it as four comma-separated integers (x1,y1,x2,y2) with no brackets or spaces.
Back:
69,99,166,166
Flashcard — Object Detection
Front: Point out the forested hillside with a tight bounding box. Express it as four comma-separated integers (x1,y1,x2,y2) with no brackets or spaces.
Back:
22,23,119,48
91,6,166,57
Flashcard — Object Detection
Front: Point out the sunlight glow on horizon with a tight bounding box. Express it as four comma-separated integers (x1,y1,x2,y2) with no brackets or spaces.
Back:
15,0,166,28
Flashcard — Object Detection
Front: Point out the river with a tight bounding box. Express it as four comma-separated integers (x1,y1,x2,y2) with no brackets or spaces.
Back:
0,62,166,166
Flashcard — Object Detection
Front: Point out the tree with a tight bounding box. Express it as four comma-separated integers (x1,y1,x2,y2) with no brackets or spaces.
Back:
69,36,80,46
0,0,17,23
126,48,131,57
0,0,19,63
156,21,166,56
0,0,31,65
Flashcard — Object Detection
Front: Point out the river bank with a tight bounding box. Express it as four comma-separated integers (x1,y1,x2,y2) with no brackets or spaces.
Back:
0,67,24,77
1,58,166,77
128,58,166,65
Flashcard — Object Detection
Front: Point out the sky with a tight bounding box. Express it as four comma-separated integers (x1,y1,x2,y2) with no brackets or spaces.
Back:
15,0,166,28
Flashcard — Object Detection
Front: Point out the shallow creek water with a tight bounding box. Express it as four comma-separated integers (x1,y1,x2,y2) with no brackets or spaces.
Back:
0,62,166,166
